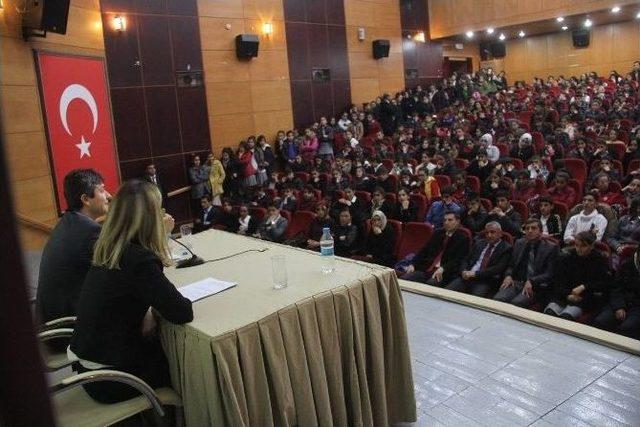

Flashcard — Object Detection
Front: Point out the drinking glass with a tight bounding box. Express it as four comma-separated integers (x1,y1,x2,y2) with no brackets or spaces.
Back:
271,255,288,290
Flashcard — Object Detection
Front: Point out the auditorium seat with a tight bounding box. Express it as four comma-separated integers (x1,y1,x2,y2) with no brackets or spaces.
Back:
553,201,569,222
385,193,397,204
496,142,509,157
387,219,403,260
466,175,480,193
454,158,469,169
355,191,371,205
294,172,309,184
284,210,314,240
249,207,267,222
409,193,427,220
434,175,451,188
397,222,433,260
510,200,529,220
480,198,493,210
626,158,640,175
280,210,292,223
564,158,588,186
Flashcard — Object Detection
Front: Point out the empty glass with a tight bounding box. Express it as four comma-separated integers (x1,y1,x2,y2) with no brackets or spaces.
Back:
271,255,288,290
179,224,193,254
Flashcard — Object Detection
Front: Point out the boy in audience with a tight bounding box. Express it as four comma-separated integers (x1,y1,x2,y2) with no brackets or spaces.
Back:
485,191,523,238
564,192,608,243
530,196,563,239
425,186,462,229
193,195,217,233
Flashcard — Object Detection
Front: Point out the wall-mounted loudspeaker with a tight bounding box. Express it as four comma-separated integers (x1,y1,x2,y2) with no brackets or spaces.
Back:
22,0,71,39
572,29,590,48
235,34,260,59
372,39,390,59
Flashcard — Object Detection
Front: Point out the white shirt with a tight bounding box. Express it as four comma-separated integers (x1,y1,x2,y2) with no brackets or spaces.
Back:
203,206,213,225
238,215,252,234
540,214,549,235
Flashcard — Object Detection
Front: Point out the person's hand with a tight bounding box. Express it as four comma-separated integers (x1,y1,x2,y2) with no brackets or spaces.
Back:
307,239,320,248
500,275,514,290
522,280,533,298
571,284,586,296
140,307,157,338
433,267,444,283
615,308,627,321
163,213,175,233
338,198,348,204
404,264,415,274
402,200,410,209
462,270,475,280
372,226,382,235
339,235,346,241
567,294,581,303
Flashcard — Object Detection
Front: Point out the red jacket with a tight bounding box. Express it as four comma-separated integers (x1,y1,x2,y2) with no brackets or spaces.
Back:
238,150,257,178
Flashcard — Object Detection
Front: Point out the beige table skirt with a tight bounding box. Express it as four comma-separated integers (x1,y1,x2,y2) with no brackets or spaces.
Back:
160,231,415,426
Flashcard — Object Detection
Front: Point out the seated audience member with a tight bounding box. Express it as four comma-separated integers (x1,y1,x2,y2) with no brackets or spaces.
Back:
416,169,441,200
279,168,304,190
622,177,640,206
299,185,318,212
255,205,288,242
276,187,297,212
334,208,359,256
485,191,523,237
36,169,111,325
193,195,216,233
481,173,511,199
357,210,397,267
547,172,577,208
236,204,258,236
376,167,396,194
592,173,625,207
426,186,462,228
509,133,535,162
530,196,563,239
402,212,470,286
607,197,640,269
564,192,608,243
213,199,239,231
466,150,493,182
394,188,418,222
588,158,620,184
308,169,326,192
290,154,307,172
544,231,610,320
307,203,334,250
446,222,512,297
461,195,489,233
69,180,193,403
325,169,349,194
494,218,559,308
251,187,272,208
332,187,366,224
451,172,473,205
592,246,640,339
527,156,549,182
353,166,374,192
370,186,394,218
513,172,541,206
568,138,592,164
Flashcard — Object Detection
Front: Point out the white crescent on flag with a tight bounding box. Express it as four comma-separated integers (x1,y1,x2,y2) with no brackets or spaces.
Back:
59,84,98,135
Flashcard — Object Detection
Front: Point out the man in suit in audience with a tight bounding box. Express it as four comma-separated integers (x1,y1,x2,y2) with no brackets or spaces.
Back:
255,204,288,242
36,169,111,327
194,195,217,233
143,163,167,206
493,218,559,308
446,221,512,298
403,211,470,286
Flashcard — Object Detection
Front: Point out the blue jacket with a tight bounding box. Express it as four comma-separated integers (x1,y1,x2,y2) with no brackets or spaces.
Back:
425,200,462,229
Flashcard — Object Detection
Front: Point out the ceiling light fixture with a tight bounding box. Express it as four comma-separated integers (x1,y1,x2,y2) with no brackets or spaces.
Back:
113,16,126,31
611,6,621,13
561,25,568,31
556,17,564,22
518,30,525,38
637,11,640,19
498,33,506,41
584,19,592,28
486,28,494,34
465,30,474,38
414,31,426,43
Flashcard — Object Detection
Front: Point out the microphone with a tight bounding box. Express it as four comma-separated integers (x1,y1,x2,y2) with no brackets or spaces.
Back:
169,236,205,269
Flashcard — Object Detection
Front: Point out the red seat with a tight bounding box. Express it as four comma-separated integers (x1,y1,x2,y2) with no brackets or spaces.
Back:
564,158,588,186
459,226,473,250
627,158,640,175
510,200,529,220
397,222,433,260
531,131,545,152
553,201,569,222
496,142,509,157
294,172,310,184
388,219,403,260
517,111,532,125
466,175,480,193
410,193,427,221
480,198,493,210
595,241,611,258
280,210,292,223
454,158,469,169
382,159,394,171
385,193,397,204
249,207,267,223
434,175,451,188
355,191,371,205
265,188,277,199
284,210,314,240
386,174,398,192
567,179,583,200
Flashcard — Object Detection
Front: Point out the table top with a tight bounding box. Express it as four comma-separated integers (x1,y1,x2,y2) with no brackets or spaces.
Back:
164,229,386,339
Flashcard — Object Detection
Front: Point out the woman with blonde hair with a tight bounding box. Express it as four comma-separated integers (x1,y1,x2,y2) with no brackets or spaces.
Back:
207,152,226,206
69,179,193,403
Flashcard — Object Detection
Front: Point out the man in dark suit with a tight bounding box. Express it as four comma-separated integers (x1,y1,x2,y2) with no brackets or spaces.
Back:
403,211,470,286
36,169,111,324
332,186,366,225
493,218,559,308
193,195,217,233
143,163,167,206
446,221,512,297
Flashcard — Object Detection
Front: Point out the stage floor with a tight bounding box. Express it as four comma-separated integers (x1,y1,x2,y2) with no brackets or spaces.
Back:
400,291,640,427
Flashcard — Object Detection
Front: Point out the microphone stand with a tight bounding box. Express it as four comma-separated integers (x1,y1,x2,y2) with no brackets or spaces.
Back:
169,236,205,268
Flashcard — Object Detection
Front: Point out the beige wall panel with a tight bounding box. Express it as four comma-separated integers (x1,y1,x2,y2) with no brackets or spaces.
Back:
250,80,292,112
73,0,100,10
203,50,251,82
503,38,527,73
207,82,253,116
249,50,289,81
525,36,548,72
345,0,375,27
11,175,57,222
242,0,285,21
349,51,379,79
4,132,50,182
612,21,640,63
347,26,371,53
591,24,614,65
19,226,54,251
197,0,245,18
0,2,22,37
0,36,37,86
371,27,403,54
244,20,287,51
378,52,404,79
0,86,43,134
252,110,294,139
350,78,380,105
199,17,244,51
44,6,104,50
378,77,405,96
372,3,401,29
210,113,255,148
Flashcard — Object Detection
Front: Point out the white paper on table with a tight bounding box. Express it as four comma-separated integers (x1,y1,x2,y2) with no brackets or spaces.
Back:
178,277,237,302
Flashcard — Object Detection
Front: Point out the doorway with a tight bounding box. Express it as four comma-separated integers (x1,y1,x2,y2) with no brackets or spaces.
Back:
443,57,473,77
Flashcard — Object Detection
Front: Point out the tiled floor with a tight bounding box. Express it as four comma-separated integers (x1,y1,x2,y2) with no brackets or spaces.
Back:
400,291,640,427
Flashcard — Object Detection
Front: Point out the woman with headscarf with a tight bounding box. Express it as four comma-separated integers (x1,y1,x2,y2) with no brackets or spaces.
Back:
358,210,397,267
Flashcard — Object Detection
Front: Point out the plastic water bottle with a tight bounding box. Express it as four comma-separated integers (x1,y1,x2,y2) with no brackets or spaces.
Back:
320,227,336,274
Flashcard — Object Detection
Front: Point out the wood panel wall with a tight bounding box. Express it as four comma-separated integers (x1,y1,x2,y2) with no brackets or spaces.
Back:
344,0,405,105
428,0,639,39
480,20,640,84
442,41,480,71
198,0,293,151
0,0,105,249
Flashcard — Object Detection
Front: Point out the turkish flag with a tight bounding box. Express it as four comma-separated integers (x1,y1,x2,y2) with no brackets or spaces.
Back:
36,52,120,213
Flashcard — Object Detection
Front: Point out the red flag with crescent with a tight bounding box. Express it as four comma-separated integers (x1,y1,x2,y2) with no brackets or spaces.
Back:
35,52,120,212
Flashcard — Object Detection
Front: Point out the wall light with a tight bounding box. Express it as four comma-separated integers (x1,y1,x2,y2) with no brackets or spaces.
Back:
486,27,494,34
561,25,568,31
556,16,564,22
611,6,621,13
498,33,506,41
0,0,4,9
262,22,273,37
584,18,592,28
113,16,126,32
636,11,640,19
465,30,474,38
414,31,426,43
518,30,525,38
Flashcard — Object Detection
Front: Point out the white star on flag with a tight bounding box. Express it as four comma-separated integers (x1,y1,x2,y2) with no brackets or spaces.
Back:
75,135,92,158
